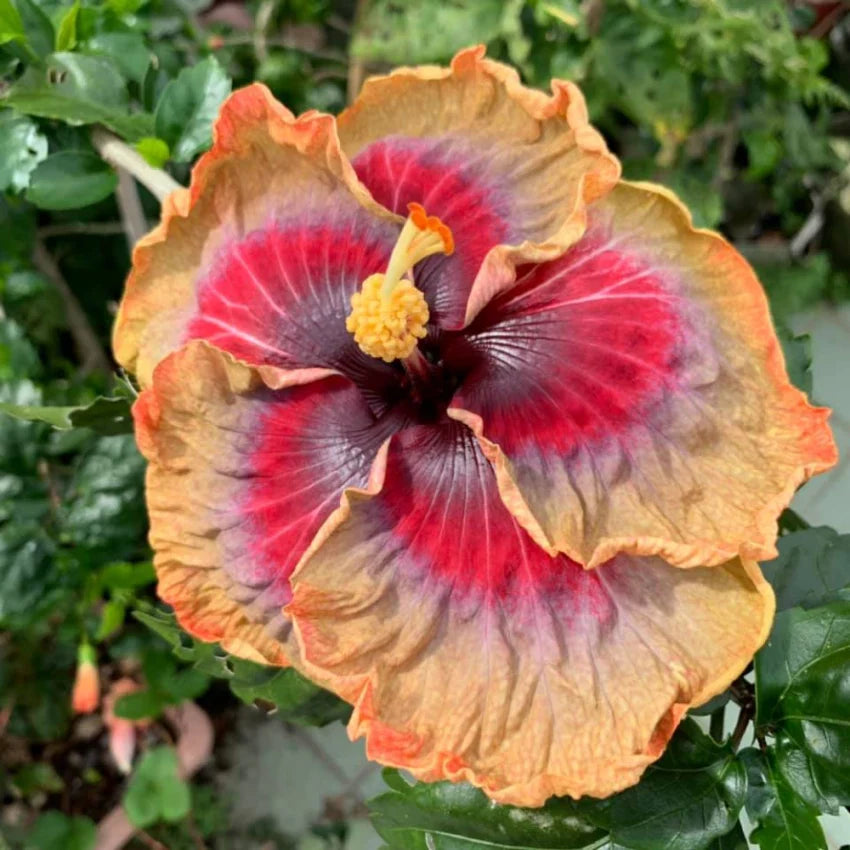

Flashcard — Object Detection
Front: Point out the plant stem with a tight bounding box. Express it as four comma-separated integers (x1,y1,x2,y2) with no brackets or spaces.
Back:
115,167,149,251
91,127,181,203
346,0,368,103
32,239,112,376
729,704,752,751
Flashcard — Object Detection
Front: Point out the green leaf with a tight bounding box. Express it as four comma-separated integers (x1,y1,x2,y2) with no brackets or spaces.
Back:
154,56,231,162
0,521,57,628
25,811,96,850
760,256,832,326
0,0,25,46
371,721,746,850
132,607,342,721
0,109,47,192
777,328,813,396
761,527,850,611
98,560,155,591
59,435,146,558
0,395,132,434
708,823,748,849
85,31,152,83
25,149,117,210
370,773,605,850
12,761,64,796
228,659,351,726
744,129,783,180
114,688,165,720
135,135,170,167
741,748,826,850
755,600,850,812
106,0,147,13
95,596,126,640
12,0,54,58
54,0,78,51
584,719,747,849
667,172,723,229
123,746,191,828
3,52,153,140
133,606,234,678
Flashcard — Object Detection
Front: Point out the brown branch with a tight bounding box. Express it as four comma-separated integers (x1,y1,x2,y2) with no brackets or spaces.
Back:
729,705,753,751
185,811,209,850
711,119,738,193
728,675,756,750
347,0,369,104
32,239,111,376
115,167,149,251
136,831,168,850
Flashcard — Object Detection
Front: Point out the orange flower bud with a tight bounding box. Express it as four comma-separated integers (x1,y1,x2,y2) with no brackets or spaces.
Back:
71,644,99,714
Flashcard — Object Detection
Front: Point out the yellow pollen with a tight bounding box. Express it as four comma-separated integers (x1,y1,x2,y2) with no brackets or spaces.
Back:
346,203,453,363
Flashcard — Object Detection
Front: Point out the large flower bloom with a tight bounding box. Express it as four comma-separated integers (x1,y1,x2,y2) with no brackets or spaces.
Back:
117,48,836,805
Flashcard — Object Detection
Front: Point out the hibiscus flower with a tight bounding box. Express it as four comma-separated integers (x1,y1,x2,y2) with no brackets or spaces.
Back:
116,47,835,805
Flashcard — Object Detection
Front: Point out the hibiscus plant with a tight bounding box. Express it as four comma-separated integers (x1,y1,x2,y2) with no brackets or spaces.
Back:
1,2,850,849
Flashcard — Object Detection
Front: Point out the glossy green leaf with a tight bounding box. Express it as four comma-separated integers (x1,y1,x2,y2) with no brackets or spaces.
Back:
131,606,346,723
12,0,54,58
371,721,746,850
59,435,146,558
54,1,78,51
708,823,748,849
0,521,57,628
154,56,231,162
0,395,132,434
25,811,96,850
85,31,152,83
228,659,351,726
123,746,191,828
0,0,25,46
370,772,605,850
741,748,826,850
25,149,117,210
133,606,239,679
584,720,747,850
3,52,153,140
755,600,850,812
761,527,850,611
0,110,47,192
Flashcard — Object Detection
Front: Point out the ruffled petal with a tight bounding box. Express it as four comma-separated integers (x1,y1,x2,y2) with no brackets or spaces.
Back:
287,422,774,805
133,340,395,664
446,181,837,568
114,84,401,388
339,46,620,329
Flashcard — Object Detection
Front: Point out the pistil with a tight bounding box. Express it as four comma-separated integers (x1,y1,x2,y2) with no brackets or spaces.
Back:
346,203,453,363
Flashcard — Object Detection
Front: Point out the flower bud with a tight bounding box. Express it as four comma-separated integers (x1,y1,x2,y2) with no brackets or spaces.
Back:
71,644,99,714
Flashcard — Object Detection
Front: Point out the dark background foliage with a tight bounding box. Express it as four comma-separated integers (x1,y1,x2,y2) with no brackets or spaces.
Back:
0,0,849,847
